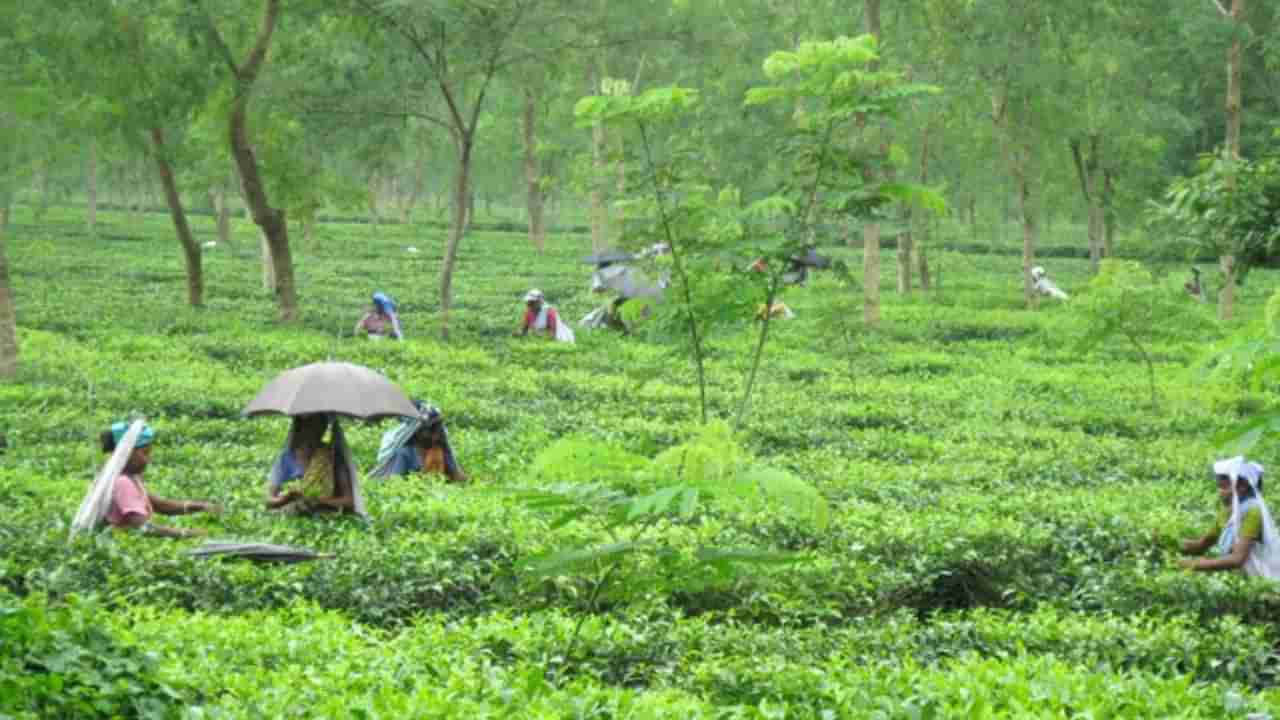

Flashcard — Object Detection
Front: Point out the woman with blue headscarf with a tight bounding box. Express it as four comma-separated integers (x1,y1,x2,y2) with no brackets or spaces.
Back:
355,292,404,340
96,421,221,539
371,401,466,483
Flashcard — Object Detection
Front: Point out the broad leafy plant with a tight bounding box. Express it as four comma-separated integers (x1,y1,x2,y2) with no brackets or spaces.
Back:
575,36,942,428
516,422,826,658
1075,259,1210,407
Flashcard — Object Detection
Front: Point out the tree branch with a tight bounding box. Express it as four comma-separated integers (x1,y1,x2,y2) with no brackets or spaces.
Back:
193,0,241,77
1210,0,1230,16
238,0,281,88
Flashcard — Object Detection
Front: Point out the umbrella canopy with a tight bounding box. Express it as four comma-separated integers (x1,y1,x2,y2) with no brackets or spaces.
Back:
582,248,636,265
242,361,418,420
790,247,832,269
188,541,333,563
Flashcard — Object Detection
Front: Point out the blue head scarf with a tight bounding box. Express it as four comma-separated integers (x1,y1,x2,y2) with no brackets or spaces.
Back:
111,421,154,449
370,292,403,339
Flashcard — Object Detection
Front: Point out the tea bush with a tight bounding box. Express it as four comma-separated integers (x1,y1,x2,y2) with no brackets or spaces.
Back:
4,204,1280,714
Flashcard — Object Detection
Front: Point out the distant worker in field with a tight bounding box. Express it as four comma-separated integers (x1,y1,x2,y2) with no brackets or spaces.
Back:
266,414,362,515
1184,267,1205,302
98,422,221,538
355,292,403,341
515,289,575,343
1177,456,1280,579
756,302,796,321
580,249,666,332
370,400,466,483
1030,266,1069,301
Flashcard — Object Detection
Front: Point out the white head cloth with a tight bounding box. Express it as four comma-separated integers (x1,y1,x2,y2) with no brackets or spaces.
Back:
1214,455,1280,580
70,419,145,540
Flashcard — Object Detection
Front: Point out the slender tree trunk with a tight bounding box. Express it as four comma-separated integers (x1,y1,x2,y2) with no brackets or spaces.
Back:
212,184,231,245
1070,136,1103,272
917,122,933,290
149,127,203,307
260,231,275,291
367,171,381,233
0,197,15,380
440,133,473,339
215,0,296,321
861,0,883,321
86,138,98,235
589,64,608,251
1102,169,1115,258
1225,0,1244,162
302,209,316,247
402,147,428,224
1219,253,1236,320
1217,0,1244,321
1013,151,1038,308
522,87,546,252
864,224,881,325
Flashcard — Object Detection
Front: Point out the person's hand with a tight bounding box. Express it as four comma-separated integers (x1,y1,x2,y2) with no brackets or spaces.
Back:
182,527,209,539
1178,557,1200,571
198,502,223,515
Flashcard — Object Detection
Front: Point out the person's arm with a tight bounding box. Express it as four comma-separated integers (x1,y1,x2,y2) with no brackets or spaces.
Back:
265,490,302,509
151,497,222,516
1179,532,1217,555
355,314,370,336
515,309,531,336
115,512,205,539
309,495,354,510
1181,536,1255,571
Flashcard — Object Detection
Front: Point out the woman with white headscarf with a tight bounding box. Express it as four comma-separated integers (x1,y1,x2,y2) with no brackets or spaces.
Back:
1178,456,1280,579
515,289,574,343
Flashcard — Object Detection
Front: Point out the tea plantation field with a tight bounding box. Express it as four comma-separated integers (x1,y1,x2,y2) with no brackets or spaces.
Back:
4,205,1280,718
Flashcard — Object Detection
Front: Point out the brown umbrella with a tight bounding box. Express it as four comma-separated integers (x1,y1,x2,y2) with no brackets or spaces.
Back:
241,361,418,420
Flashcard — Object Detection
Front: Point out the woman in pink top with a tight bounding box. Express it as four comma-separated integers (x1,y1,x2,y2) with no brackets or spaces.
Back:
515,289,558,338
101,422,221,539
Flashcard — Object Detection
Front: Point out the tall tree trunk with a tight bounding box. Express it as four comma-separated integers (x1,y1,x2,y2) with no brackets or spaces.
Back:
1217,0,1245,320
149,127,203,307
588,64,608,251
440,132,473,339
33,162,49,221
214,0,296,321
86,138,98,235
1219,253,1236,321
522,87,546,252
864,224,881,325
401,147,428,224
917,122,933,291
1070,136,1103,273
1225,0,1243,161
1101,169,1115,258
0,197,15,380
1012,150,1038,308
367,171,381,233
260,231,275,291
212,183,231,245
862,0,883,321
302,209,316,247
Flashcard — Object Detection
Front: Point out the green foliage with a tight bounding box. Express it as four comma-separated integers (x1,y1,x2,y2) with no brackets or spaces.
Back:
1077,259,1213,405
1152,148,1280,274
0,591,188,719
3,207,1280,712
